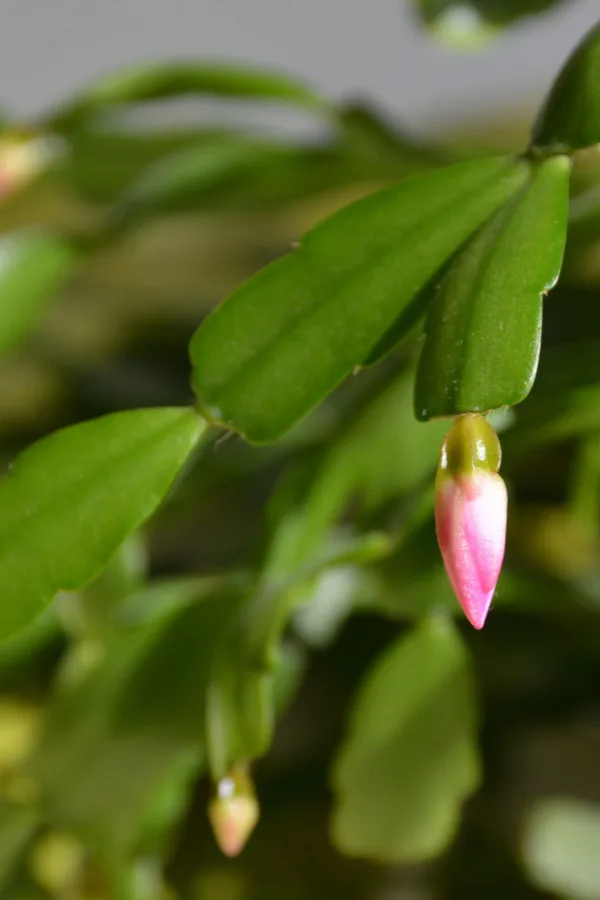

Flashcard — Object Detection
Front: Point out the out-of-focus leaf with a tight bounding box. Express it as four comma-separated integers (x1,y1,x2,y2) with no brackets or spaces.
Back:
113,132,420,222
338,101,457,171
113,136,278,224
57,532,147,640
331,618,480,862
50,62,326,131
271,640,307,714
533,19,600,153
566,184,600,245
190,156,530,442
0,408,204,639
28,831,83,898
62,128,219,202
29,587,243,855
499,334,600,452
415,155,569,419
266,370,447,581
0,801,38,890
413,0,570,48
504,381,600,452
522,797,600,900
113,136,404,222
205,529,392,780
205,628,273,780
0,608,62,689
67,125,393,214
118,574,252,627
372,497,459,620
0,230,79,354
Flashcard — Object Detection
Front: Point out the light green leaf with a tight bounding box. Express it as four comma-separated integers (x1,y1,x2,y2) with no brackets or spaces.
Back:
415,155,570,419
190,155,530,442
51,61,326,131
331,618,480,863
29,587,242,855
0,802,38,890
522,797,600,900
0,407,204,639
413,0,569,48
533,19,600,152
0,231,78,354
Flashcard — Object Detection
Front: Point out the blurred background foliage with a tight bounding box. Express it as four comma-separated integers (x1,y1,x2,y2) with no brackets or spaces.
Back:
0,2,599,898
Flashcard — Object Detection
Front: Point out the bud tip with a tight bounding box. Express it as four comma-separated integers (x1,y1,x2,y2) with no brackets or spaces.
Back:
208,768,259,858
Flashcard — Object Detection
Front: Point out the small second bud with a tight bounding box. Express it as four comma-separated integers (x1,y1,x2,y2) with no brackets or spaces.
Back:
208,766,259,858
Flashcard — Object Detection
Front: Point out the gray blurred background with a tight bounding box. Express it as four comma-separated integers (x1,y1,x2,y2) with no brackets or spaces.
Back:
1,0,600,131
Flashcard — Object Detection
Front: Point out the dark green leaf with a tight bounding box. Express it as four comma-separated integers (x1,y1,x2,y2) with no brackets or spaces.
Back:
415,155,570,420
51,62,326,131
331,618,480,862
0,408,204,639
337,101,457,172
113,135,277,224
115,137,398,218
62,128,218,203
532,19,600,152
504,381,600,452
566,183,600,245
190,155,530,443
0,231,78,354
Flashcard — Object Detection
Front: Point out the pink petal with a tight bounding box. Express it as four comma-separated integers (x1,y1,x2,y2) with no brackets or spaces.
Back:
436,472,507,629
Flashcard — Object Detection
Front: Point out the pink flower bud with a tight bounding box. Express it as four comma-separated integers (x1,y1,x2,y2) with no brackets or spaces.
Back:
435,415,507,630
208,766,259,857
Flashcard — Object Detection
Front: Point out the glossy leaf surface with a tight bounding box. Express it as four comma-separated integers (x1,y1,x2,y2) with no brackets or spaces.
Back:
331,619,479,862
0,231,78,353
415,155,569,420
190,155,530,442
0,408,204,639
532,19,600,152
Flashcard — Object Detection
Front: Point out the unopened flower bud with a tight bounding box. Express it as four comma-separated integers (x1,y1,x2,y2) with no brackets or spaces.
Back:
208,766,259,858
435,414,507,630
